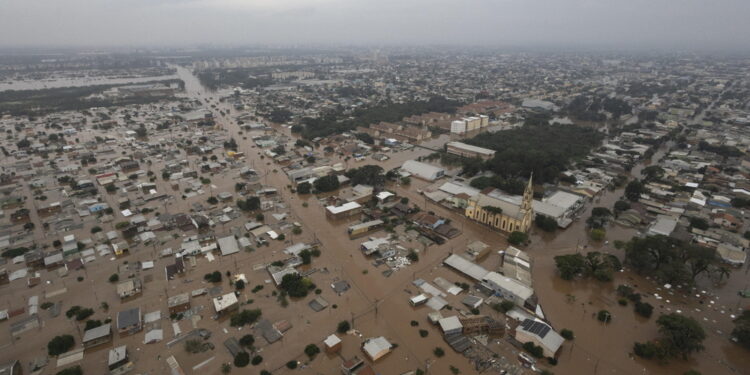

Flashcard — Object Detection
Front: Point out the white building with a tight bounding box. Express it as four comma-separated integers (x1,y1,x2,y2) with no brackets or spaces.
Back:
401,160,445,181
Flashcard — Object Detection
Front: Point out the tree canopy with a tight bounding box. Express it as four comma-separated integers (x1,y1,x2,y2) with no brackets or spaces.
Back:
345,165,385,187
466,124,602,184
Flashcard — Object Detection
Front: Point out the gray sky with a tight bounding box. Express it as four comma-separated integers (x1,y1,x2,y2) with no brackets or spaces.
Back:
1,0,748,50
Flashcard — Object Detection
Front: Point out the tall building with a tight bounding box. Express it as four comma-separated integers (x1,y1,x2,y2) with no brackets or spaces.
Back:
464,175,534,233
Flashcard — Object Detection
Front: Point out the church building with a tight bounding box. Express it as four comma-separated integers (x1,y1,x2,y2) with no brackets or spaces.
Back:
464,175,534,233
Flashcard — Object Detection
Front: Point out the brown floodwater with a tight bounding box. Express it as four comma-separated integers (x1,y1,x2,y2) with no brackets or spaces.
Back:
527,142,750,375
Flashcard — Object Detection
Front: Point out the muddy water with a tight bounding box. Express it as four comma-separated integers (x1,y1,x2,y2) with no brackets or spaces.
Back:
0,74,179,91
527,142,750,375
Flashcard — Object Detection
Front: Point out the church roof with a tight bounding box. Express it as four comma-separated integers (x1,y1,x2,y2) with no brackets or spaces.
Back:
472,193,525,219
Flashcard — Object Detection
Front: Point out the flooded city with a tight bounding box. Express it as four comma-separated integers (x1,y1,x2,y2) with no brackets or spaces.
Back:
1,7,750,375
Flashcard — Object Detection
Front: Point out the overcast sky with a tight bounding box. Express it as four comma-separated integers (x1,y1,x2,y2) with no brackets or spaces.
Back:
1,0,748,50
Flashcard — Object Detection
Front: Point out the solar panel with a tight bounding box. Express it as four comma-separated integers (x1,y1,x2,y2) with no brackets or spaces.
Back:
538,325,551,338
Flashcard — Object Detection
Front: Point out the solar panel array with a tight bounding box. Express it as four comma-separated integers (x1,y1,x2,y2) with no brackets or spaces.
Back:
521,319,551,338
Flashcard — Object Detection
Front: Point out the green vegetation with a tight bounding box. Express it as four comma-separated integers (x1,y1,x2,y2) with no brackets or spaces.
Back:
279,273,316,298
297,182,311,194
345,165,385,187
560,329,574,340
466,124,602,183
286,361,298,369
731,309,750,349
239,334,255,348
624,235,717,285
507,231,528,246
535,214,557,232
419,329,429,337
300,96,460,139
48,334,75,356
590,228,606,241
337,320,351,334
635,313,706,360
304,343,321,359
251,355,263,366
635,301,654,318
587,207,612,229
84,320,102,330
233,351,250,367
237,197,260,211
109,273,119,283
625,179,646,201
522,342,544,358
313,175,340,192
230,309,262,327
597,310,612,323
56,366,83,375
433,347,445,357
0,80,182,116
185,339,205,353
204,271,222,283
554,251,620,281
469,175,526,195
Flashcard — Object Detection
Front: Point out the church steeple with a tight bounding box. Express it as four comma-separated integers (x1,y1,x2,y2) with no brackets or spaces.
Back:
521,173,533,211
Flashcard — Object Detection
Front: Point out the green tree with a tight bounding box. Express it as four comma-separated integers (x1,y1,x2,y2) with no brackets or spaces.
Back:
304,343,321,359
656,313,706,359
625,179,645,201
590,228,606,241
554,254,585,280
233,352,250,367
433,347,445,357
345,165,385,187
337,320,351,333
732,309,750,349
507,231,527,246
56,366,83,375
535,214,557,232
561,329,574,340
239,334,255,348
230,309,262,327
313,175,340,192
297,182,311,194
48,335,75,356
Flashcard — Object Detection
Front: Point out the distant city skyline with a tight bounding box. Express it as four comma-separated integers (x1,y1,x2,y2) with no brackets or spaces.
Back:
1,0,749,51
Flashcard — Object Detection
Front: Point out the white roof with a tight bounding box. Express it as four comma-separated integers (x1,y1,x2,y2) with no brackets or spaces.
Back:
438,181,480,197
213,293,238,312
446,141,496,156
443,254,489,281
483,271,534,300
544,190,584,209
438,316,463,332
108,345,127,366
324,334,341,347
326,201,361,214
401,160,444,179
217,235,240,256
362,336,392,360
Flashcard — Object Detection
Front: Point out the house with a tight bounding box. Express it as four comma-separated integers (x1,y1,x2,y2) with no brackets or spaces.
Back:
324,334,342,354
213,293,239,315
438,316,463,335
326,202,362,220
401,160,444,181
217,235,240,256
361,336,392,362
108,345,134,374
82,323,113,348
117,308,142,335
515,319,564,358
116,279,142,299
167,293,191,315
